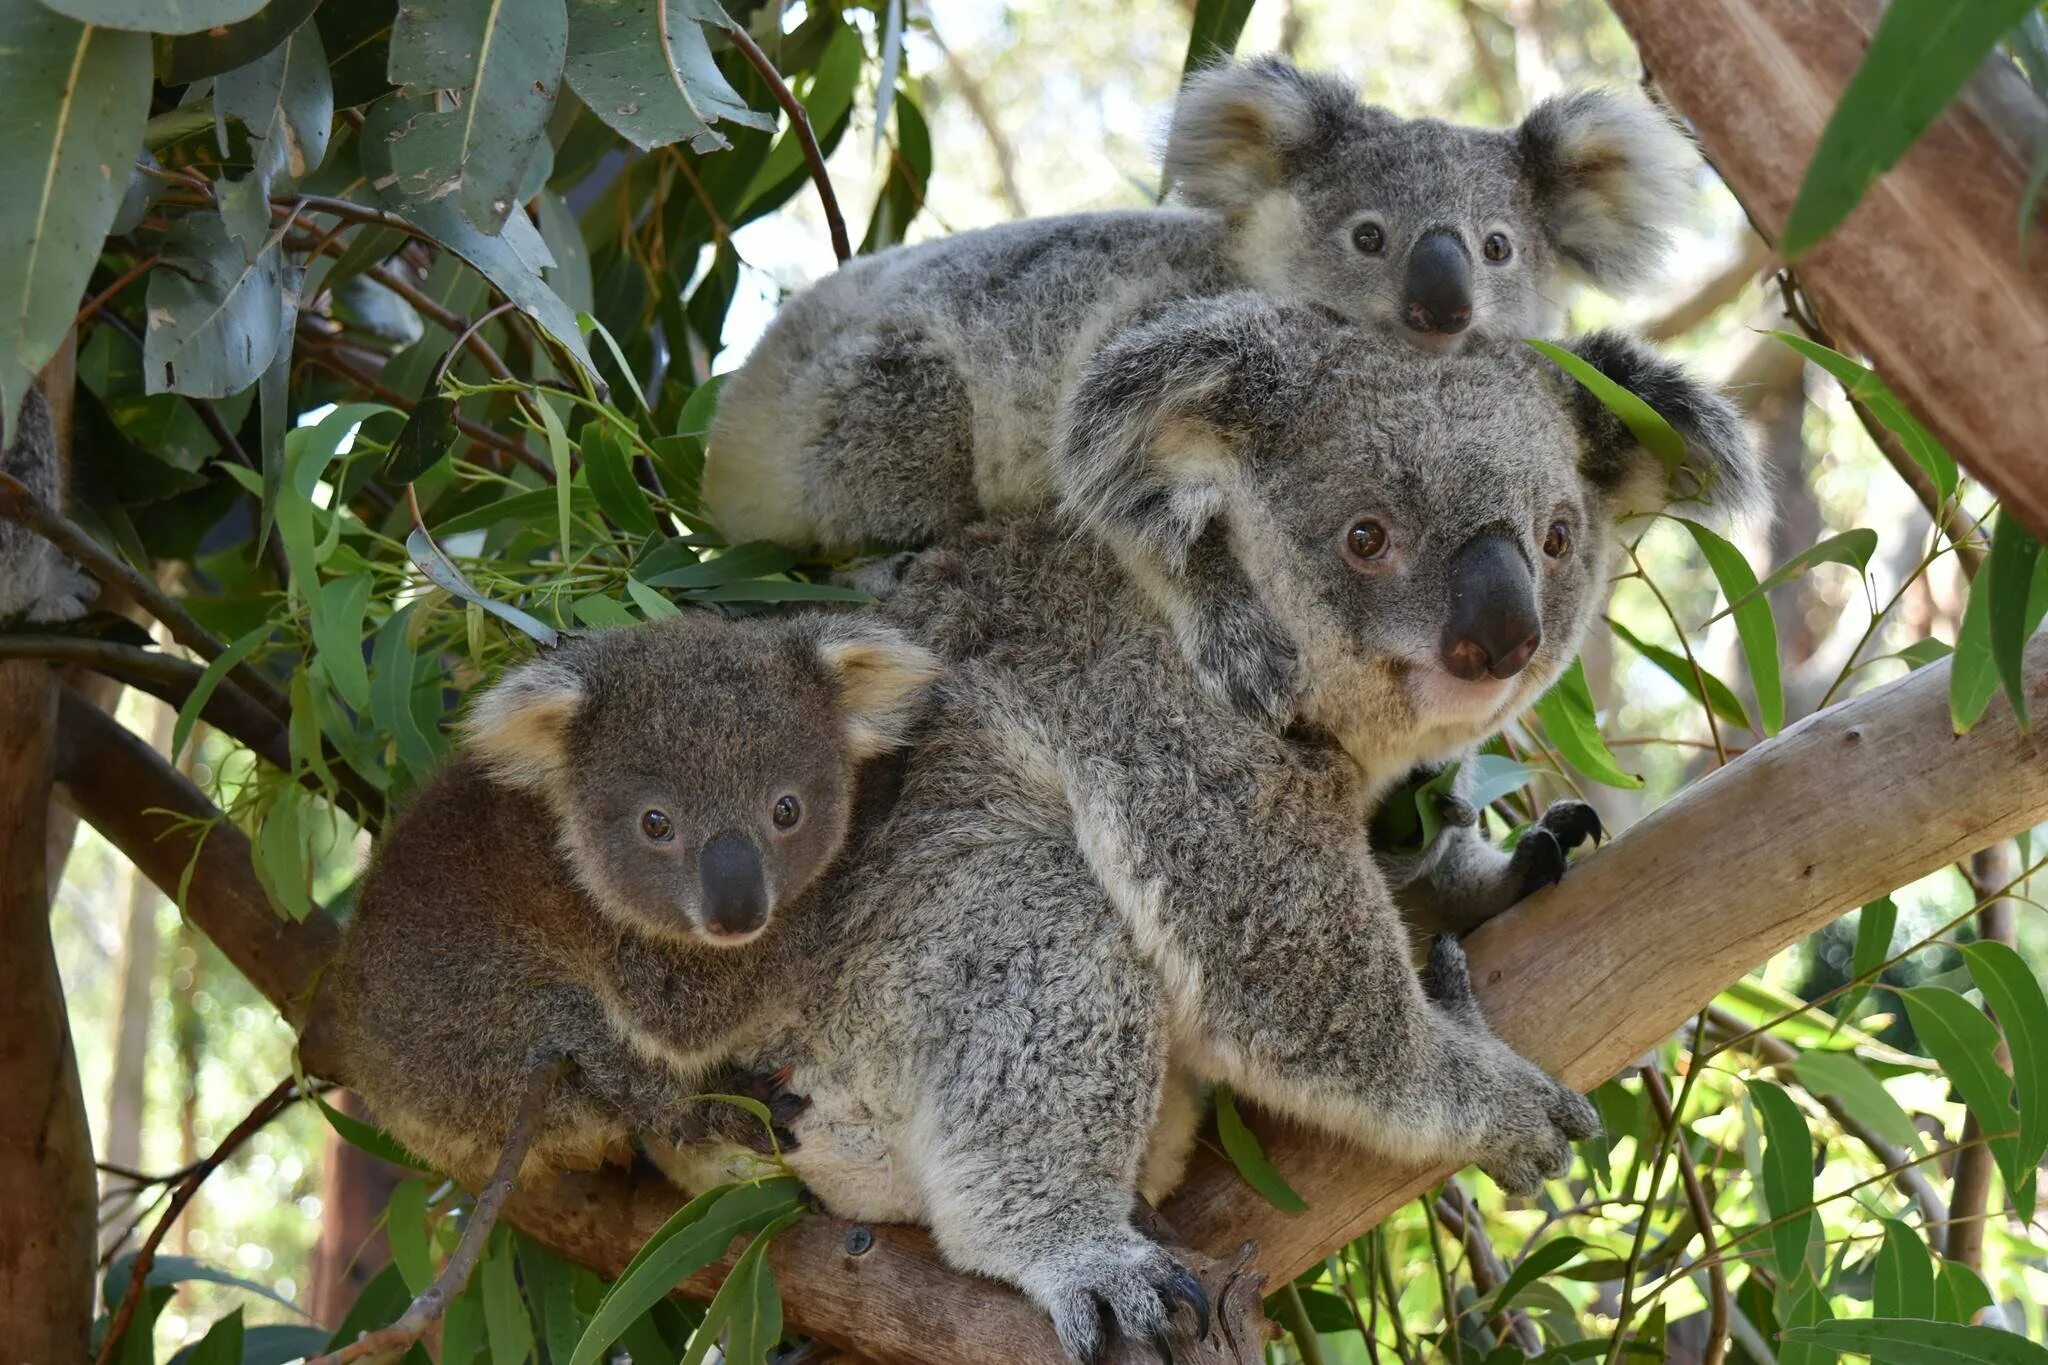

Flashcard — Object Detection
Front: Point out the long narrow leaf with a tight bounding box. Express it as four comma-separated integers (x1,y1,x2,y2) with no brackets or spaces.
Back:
1680,518,1783,734
1214,1085,1306,1214
1530,657,1642,790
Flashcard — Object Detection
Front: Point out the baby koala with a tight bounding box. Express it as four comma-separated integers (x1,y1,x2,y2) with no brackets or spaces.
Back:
325,609,939,1183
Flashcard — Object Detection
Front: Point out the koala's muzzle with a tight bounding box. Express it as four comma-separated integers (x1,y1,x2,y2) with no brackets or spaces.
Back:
1441,532,1541,681
698,833,770,938
1403,229,1473,338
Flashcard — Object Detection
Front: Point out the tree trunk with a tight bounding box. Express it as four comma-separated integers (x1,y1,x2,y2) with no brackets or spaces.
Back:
59,635,2048,1364
1607,0,2048,541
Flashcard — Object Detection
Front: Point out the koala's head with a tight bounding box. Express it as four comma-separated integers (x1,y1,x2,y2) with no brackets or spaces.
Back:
1163,58,1698,352
460,611,939,947
1057,295,1761,778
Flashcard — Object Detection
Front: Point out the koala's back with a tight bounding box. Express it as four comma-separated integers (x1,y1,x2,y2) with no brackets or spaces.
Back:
706,209,1237,553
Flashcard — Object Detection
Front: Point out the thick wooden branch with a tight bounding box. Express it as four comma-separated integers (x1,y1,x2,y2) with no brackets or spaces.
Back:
1607,0,2048,541
59,638,2048,1362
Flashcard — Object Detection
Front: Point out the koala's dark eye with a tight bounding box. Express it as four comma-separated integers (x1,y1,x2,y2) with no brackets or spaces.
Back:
1352,221,1387,255
1483,232,1512,263
1345,519,1391,563
771,794,802,831
1542,520,1572,559
640,809,674,842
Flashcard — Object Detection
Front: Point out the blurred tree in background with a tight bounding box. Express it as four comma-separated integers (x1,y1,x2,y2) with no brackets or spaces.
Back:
3,0,2047,1361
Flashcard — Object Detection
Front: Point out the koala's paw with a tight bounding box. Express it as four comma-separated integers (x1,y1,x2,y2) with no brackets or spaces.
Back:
675,1064,811,1154
1476,1064,1601,1197
1039,1236,1210,1364
1419,934,1484,1026
1510,801,1605,899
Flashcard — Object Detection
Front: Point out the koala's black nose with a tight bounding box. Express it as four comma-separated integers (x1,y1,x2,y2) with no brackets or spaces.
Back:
1403,228,1474,336
1441,532,1541,681
698,833,769,938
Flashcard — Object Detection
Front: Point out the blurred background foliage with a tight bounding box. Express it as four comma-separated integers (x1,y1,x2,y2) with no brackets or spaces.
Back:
9,0,2046,1359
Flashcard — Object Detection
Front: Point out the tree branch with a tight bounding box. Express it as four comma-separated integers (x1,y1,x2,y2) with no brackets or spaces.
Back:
724,24,853,265
1607,0,2048,541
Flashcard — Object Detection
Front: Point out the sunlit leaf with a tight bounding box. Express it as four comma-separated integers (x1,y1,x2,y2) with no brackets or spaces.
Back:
311,571,374,711
1608,616,1752,733
1214,1084,1306,1214
1704,529,1878,626
388,1178,434,1294
1679,518,1782,734
1837,895,1898,1023
1985,509,2044,733
1934,1261,1994,1326
1788,1049,1922,1153
1486,1236,1586,1316
1781,0,2043,259
1783,1318,2048,1364
1958,940,2048,1188
1530,656,1642,790
1746,1078,1815,1286
1527,339,1685,476
1180,0,1258,81
625,577,682,621
563,0,771,153
1899,986,2025,1196
1872,1219,1934,1334
1770,332,1956,506
1951,525,2048,733
171,622,270,763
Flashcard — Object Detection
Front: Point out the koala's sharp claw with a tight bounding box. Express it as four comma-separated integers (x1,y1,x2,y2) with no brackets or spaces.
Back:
1162,1266,1211,1341
1511,827,1568,898
1541,800,1604,850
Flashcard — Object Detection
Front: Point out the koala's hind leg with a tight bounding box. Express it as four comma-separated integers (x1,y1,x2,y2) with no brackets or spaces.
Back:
910,840,1208,1362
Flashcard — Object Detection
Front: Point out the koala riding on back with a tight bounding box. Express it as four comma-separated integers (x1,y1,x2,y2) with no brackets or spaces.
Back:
325,610,938,1182
705,56,1697,559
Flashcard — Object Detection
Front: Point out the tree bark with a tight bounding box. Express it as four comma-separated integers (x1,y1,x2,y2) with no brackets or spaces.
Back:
1606,0,2048,542
58,634,2048,1364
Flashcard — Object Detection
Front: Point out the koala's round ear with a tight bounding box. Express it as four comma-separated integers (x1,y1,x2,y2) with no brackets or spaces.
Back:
814,621,943,760
1163,57,1354,211
1055,293,1334,572
459,651,587,792
1517,91,1698,295
1553,329,1766,524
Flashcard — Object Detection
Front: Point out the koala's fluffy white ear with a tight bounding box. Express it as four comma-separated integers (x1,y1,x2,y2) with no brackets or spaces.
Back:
816,622,943,760
1163,57,1352,211
1553,329,1765,524
1518,91,1698,294
460,652,586,792
1055,292,1331,573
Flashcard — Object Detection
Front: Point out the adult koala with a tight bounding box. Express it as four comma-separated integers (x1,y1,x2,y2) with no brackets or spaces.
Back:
704,56,1697,559
664,299,1760,1361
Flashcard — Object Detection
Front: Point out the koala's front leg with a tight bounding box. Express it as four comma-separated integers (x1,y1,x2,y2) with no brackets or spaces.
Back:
911,839,1209,1363
1194,863,1598,1196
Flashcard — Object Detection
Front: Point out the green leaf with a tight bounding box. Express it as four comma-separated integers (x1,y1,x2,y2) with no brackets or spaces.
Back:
1486,1236,1586,1316
1958,940,2048,1177
182,1306,243,1365
369,602,441,781
105,1252,312,1320
1530,656,1642,790
154,0,319,82
641,540,793,589
167,1324,330,1365
1951,526,2048,733
583,422,656,537
386,1177,435,1294
702,1211,801,1365
171,623,270,763
1782,1318,2048,1364
1746,1078,1815,1286
214,17,332,184
383,394,461,484
1214,1084,1307,1214
1899,986,2025,1197
1527,338,1686,476
625,577,682,621
1466,752,1538,809
1838,894,1898,1022
1935,1261,1994,1326
578,311,648,413
516,1233,586,1365
1703,529,1880,627
860,91,931,253
1872,1219,1934,1330
738,23,861,214
144,183,288,399
311,572,374,711
1769,332,1956,506
407,526,562,646
41,0,268,33
322,1263,431,1363
1180,0,1259,81
572,593,636,627
1986,509,2043,733
1608,616,1752,733
535,393,577,557
1788,1049,1922,1153
255,787,312,919
481,1223,534,1364
568,1178,804,1365
385,0,568,234
1679,518,1782,734
0,8,152,424
1780,0,2043,259
563,0,772,153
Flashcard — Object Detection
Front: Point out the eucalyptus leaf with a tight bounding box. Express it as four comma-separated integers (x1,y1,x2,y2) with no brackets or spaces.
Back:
1900,985,2025,1197
408,526,562,646
214,18,333,185
1985,509,2043,733
144,184,288,399
1837,894,1898,1023
1769,332,1955,505
1787,1049,1922,1153
564,0,772,153
1679,517,1782,735
1608,616,1752,733
41,0,267,34
1530,656,1642,790
480,1224,534,1362
154,0,320,83
1958,940,2048,1184
1527,339,1685,477
1745,1078,1815,1286
0,8,152,424
387,1177,435,1294
1783,1318,2048,1364
860,91,931,253
1214,1084,1307,1214
383,395,461,484
1180,0,1258,80
1952,533,2048,732
1704,529,1879,626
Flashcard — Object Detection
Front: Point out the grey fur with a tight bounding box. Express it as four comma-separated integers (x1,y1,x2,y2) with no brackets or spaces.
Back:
668,307,1758,1360
328,611,938,1182
0,389,96,624
705,56,1697,558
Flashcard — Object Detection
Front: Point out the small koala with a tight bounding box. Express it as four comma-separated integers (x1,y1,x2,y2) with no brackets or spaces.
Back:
673,302,1759,1361
325,609,939,1183
705,56,1696,559
0,388,96,624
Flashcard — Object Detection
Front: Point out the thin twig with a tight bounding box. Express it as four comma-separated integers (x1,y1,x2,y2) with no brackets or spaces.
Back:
1436,1182,1540,1355
1640,1066,1728,1365
95,1079,302,1365
1421,1194,1464,1365
71,254,162,334
724,23,852,264
300,349,551,478
311,1058,566,1364
0,472,291,722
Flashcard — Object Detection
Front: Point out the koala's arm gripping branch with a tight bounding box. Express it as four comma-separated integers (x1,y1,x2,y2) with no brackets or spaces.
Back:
1606,0,2048,543
311,1058,570,1365
55,640,2048,1364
